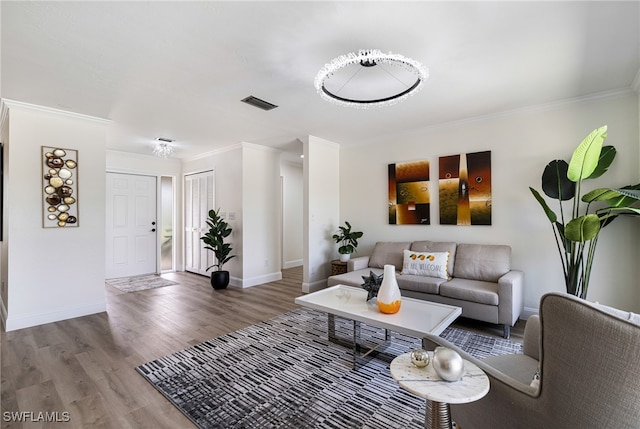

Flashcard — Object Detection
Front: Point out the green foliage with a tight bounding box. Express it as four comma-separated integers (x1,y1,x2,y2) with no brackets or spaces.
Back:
332,221,364,255
200,208,236,271
530,125,640,299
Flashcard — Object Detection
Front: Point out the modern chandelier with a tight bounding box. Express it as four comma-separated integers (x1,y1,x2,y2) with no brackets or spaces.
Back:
314,49,428,108
152,138,175,158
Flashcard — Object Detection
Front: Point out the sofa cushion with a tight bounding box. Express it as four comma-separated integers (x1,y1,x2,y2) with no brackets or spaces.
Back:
440,278,499,306
369,241,411,271
397,273,447,294
401,249,450,279
453,243,511,282
410,241,457,277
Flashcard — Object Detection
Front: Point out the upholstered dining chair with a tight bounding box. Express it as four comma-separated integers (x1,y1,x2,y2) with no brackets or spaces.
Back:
424,292,640,429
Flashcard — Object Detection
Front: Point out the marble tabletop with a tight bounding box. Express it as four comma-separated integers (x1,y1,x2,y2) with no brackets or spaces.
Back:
390,352,489,404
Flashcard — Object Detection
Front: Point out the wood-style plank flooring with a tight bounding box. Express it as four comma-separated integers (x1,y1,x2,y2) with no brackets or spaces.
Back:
1,267,524,428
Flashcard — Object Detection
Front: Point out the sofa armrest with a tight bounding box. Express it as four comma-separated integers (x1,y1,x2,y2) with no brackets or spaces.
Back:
422,333,540,398
347,256,370,272
497,269,524,327
522,315,540,360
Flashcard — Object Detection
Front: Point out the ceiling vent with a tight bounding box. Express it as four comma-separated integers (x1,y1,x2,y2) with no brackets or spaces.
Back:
241,95,278,111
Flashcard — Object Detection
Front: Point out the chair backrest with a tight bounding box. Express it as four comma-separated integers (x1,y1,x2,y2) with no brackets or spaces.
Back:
538,293,640,428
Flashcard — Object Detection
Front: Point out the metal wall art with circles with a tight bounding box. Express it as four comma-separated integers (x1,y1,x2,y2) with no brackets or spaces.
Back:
42,146,79,228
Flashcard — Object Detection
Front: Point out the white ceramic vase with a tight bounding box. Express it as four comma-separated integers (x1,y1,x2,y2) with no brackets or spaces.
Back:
377,264,402,314
339,253,351,262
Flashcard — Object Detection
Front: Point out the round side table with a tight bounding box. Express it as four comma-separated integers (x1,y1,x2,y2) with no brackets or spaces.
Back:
390,351,489,429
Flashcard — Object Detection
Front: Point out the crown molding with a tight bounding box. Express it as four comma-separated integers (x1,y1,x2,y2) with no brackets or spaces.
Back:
185,142,243,162
0,99,111,125
241,141,281,153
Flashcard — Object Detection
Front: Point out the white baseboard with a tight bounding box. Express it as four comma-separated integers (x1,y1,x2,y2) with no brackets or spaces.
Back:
302,279,327,294
4,300,107,332
283,259,303,269
231,271,283,288
521,306,539,320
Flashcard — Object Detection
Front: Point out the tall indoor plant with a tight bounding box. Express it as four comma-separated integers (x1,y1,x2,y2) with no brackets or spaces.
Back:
529,125,640,299
332,221,364,262
201,208,236,290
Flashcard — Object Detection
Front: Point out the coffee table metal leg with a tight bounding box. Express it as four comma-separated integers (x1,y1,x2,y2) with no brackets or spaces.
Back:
353,320,361,368
328,313,336,342
425,400,452,429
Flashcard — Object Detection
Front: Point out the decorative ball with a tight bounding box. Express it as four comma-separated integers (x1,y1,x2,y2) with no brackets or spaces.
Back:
410,349,430,368
432,347,464,381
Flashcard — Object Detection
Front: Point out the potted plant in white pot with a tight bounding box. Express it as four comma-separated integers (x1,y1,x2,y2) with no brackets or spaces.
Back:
332,221,364,262
200,208,236,290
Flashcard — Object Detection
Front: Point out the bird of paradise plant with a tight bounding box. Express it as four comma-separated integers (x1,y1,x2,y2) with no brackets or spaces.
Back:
530,125,640,299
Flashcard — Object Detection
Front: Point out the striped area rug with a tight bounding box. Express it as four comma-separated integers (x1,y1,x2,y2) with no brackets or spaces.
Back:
136,308,522,429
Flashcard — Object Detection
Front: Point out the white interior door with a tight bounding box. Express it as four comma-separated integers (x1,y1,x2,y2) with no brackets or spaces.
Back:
184,171,214,275
106,173,157,279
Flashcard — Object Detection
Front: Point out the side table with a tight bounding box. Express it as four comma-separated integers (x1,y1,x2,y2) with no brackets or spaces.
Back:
330,260,348,276
390,352,489,429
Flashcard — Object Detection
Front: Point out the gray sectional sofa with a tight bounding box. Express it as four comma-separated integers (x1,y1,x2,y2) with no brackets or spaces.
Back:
327,240,524,338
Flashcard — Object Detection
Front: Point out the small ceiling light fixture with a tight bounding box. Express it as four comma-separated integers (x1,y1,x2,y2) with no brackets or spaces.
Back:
314,49,428,108
153,138,175,158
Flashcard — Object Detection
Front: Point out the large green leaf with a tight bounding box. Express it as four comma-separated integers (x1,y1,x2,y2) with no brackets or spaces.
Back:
530,187,558,223
587,146,616,179
565,214,601,242
567,125,607,182
541,160,575,201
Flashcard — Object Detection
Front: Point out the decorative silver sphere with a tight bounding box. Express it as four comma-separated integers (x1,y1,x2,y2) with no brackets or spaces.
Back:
432,347,464,381
410,349,430,368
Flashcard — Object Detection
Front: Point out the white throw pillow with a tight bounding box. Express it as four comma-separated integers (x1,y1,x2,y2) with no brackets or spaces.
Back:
401,250,450,279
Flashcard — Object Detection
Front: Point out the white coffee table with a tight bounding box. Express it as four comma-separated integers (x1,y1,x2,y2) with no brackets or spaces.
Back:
295,284,462,368
390,352,489,429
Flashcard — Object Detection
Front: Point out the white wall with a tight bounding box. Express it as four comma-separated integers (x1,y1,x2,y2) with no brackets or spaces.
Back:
340,92,640,314
281,161,303,269
182,145,243,284
303,136,340,293
1,100,110,331
241,143,282,286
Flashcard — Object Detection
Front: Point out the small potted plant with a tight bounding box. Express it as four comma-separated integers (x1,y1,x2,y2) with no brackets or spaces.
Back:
332,221,363,262
201,208,236,290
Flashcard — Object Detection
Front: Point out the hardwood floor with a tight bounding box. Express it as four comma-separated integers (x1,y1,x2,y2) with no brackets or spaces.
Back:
1,267,524,428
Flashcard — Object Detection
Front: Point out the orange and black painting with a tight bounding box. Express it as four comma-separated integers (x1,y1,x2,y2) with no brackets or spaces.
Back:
388,160,430,224
439,151,491,225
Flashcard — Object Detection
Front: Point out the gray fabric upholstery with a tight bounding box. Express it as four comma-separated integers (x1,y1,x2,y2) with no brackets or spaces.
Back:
439,278,499,305
368,241,411,271
347,256,370,272
425,293,640,429
326,267,383,287
453,243,511,282
522,315,540,360
396,274,447,294
410,240,457,277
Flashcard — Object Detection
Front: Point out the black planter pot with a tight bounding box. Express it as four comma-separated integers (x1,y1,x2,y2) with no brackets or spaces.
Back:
210,270,230,290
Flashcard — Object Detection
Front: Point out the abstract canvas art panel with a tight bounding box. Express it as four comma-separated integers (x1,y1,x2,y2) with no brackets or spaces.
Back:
439,151,491,225
389,160,430,224
42,146,79,228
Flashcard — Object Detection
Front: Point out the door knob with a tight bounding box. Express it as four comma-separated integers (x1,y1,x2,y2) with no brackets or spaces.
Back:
151,228,156,232
152,221,156,225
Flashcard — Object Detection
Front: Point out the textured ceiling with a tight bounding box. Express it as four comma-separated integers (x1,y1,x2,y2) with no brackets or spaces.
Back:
2,1,639,160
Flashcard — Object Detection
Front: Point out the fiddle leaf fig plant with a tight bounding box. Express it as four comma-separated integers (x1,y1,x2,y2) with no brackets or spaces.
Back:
529,125,640,299
200,208,236,271
332,221,364,255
